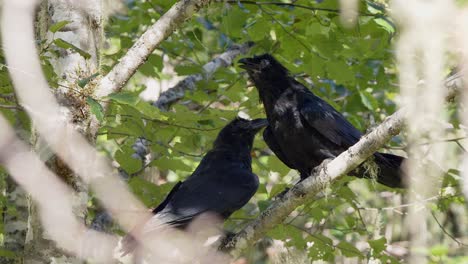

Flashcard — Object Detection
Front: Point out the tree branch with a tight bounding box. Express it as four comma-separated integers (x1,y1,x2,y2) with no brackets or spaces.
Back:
94,0,213,98
221,71,463,255
153,41,254,110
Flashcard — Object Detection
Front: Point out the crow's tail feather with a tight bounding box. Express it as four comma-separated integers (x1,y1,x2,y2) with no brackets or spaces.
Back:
373,152,405,188
120,234,138,257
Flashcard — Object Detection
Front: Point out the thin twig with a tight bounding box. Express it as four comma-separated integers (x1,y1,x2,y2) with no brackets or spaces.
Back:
288,223,364,255
0,93,16,101
430,211,468,247
0,104,21,110
256,5,329,60
385,136,468,150
197,77,242,114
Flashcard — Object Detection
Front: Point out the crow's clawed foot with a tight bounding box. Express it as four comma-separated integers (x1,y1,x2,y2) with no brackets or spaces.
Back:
311,158,334,176
218,231,236,252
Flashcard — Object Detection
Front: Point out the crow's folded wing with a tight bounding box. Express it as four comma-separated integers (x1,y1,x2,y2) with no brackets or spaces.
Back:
263,126,296,170
142,168,259,233
299,93,362,149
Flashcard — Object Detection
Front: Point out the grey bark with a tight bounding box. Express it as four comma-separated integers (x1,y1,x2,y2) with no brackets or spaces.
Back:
153,41,254,110
94,0,214,98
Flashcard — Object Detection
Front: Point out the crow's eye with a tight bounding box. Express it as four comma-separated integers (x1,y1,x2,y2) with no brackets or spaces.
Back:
260,59,270,69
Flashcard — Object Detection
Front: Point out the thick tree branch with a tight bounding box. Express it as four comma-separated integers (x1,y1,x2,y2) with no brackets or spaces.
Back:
94,0,213,98
153,41,254,110
221,71,462,255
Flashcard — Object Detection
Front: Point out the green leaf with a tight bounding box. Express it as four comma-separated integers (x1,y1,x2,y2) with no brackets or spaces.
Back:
139,54,163,76
269,183,287,198
54,38,91,59
308,234,335,261
337,241,363,258
430,244,449,257
49,20,71,33
359,90,378,111
107,92,140,105
222,8,248,38
369,237,387,254
134,101,164,119
247,19,270,41
129,178,178,207
0,248,16,259
115,144,142,174
267,224,306,248
374,16,396,35
266,155,291,175
86,97,104,122
78,73,99,88
366,1,386,15
174,65,202,76
151,157,192,172
336,185,358,204
257,200,271,211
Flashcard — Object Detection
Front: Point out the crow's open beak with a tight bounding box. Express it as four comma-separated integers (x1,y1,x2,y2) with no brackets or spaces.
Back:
250,118,268,131
238,58,255,70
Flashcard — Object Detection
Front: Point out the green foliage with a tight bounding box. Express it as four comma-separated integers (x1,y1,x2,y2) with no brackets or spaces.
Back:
54,39,92,59
0,0,466,263
129,178,178,207
49,20,71,33
94,1,467,263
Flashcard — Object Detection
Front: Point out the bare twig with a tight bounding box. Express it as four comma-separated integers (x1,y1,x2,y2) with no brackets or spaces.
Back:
430,211,468,247
0,93,16,101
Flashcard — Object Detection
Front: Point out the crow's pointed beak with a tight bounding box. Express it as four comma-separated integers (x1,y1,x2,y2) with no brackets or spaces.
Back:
250,118,268,131
238,58,254,70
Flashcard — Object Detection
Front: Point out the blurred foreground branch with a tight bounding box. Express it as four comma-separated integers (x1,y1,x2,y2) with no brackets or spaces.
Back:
0,115,118,262
2,0,151,232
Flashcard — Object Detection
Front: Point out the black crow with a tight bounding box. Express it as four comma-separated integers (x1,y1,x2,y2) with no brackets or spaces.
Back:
239,54,404,188
121,117,267,255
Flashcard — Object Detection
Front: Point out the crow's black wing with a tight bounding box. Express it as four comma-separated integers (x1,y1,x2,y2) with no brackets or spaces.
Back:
121,181,183,255
299,92,362,149
141,168,258,233
263,126,297,170
152,181,183,214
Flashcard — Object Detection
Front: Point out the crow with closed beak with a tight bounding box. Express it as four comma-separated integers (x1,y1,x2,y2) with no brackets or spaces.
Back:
239,54,404,188
121,117,267,255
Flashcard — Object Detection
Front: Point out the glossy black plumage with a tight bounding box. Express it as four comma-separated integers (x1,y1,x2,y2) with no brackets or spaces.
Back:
239,54,404,188
121,118,267,255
